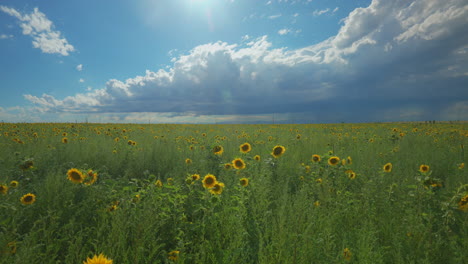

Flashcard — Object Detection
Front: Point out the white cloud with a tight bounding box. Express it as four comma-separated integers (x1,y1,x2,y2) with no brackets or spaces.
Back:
293,13,299,17
79,78,85,83
333,7,339,13
0,6,74,56
76,64,83,71
0,34,13,39
278,28,291,35
268,14,282,19
23,0,468,122
313,8,330,16
266,1,272,5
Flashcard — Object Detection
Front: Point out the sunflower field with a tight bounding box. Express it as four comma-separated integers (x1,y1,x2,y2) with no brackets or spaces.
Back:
0,122,467,263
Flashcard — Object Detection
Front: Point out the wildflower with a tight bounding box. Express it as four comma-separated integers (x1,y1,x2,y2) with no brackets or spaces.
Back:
232,158,246,170
419,164,430,173
10,180,19,188
210,182,225,195
0,184,8,195
240,178,249,187
185,158,192,164
328,156,340,166
311,154,321,162
254,155,261,161
383,163,392,173
343,248,352,261
240,143,252,153
458,194,468,212
202,174,217,189
155,180,163,188
20,193,36,205
83,253,113,264
213,145,224,155
168,250,180,261
67,168,84,184
271,145,286,158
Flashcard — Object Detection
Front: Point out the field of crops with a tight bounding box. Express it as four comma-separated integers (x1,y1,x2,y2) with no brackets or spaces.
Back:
0,122,467,263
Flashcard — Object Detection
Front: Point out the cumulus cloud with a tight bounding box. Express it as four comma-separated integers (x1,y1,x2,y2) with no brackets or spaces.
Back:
0,6,74,56
278,28,291,35
76,64,83,71
24,0,468,122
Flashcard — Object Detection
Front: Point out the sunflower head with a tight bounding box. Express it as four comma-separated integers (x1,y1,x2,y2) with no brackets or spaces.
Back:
311,154,321,162
20,193,36,205
254,155,261,161
185,158,192,164
383,162,393,173
10,180,19,188
168,250,180,261
155,179,163,188
191,174,200,181
240,178,249,187
232,158,246,170
328,156,340,166
61,137,68,144
459,163,465,169
67,168,84,184
83,253,113,264
224,163,232,170
0,184,8,195
419,164,430,173
346,156,352,165
202,174,217,189
458,194,468,211
209,182,225,195
84,170,98,185
348,172,357,180
271,145,286,158
213,145,224,155
239,143,252,153
343,248,352,261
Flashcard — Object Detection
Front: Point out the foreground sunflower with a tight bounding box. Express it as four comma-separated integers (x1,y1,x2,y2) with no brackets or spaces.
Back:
202,174,217,189
458,194,468,212
20,193,36,205
232,158,246,170
271,145,286,158
239,142,252,153
311,154,321,162
240,178,249,187
419,164,430,173
383,163,393,173
210,182,225,195
213,145,224,155
67,168,84,184
328,156,340,166
83,253,113,264
168,250,180,261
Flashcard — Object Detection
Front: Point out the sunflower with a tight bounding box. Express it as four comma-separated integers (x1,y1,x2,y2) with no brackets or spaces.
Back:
155,179,163,188
0,184,8,195
114,137,120,142
316,178,323,184
202,174,217,189
84,170,98,185
311,154,321,162
191,174,200,181
240,178,249,187
83,253,113,264
458,194,468,212
224,163,232,170
240,143,252,154
10,180,19,188
185,158,192,164
343,248,352,261
346,156,352,165
313,201,320,207
210,182,225,195
459,163,465,169
67,168,84,184
20,193,36,205
254,155,261,161
61,137,68,144
127,140,133,145
296,134,301,140
168,250,180,261
213,145,224,155
167,178,174,186
328,156,340,166
271,145,286,158
419,164,430,173
232,158,246,170
62,132,67,137
348,172,357,180
383,163,392,173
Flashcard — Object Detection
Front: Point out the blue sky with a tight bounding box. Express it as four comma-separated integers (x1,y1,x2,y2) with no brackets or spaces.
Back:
0,0,467,123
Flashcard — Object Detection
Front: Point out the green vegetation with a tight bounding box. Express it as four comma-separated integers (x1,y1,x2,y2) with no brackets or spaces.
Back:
0,122,467,263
